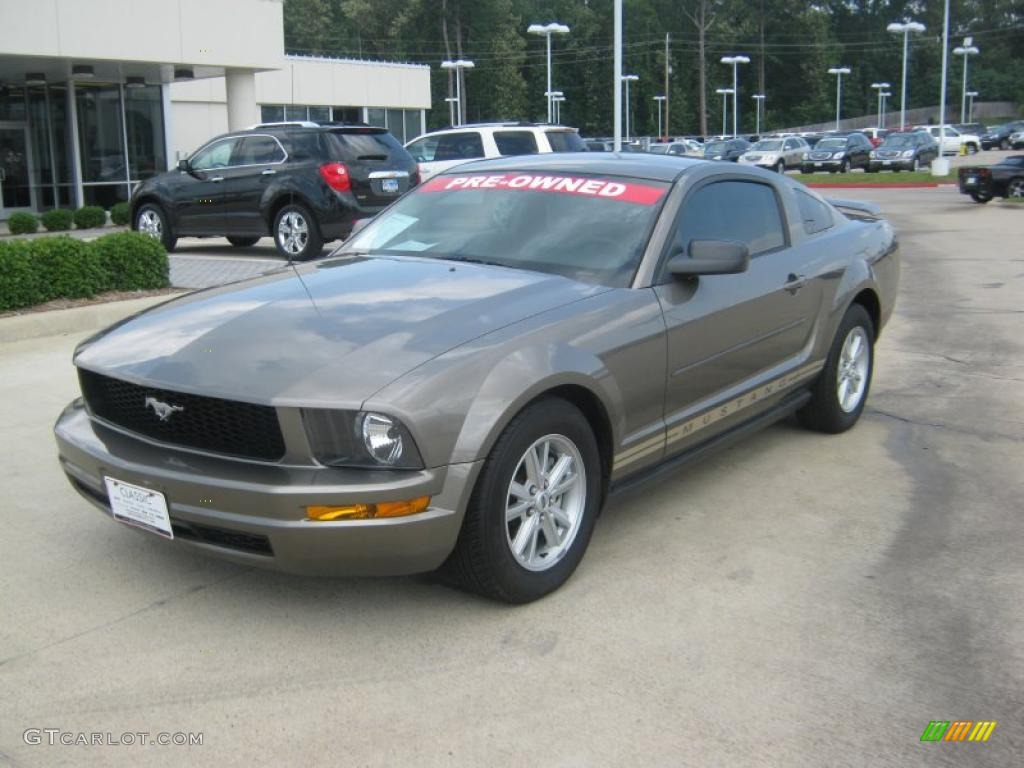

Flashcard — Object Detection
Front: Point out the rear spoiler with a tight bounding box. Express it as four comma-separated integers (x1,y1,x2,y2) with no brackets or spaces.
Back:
826,198,881,218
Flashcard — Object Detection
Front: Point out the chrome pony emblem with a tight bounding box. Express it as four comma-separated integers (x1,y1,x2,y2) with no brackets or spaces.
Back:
144,396,184,422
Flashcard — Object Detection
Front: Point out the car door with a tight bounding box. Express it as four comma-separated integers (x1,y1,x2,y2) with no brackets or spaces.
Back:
652,176,824,455
217,135,287,236
405,131,485,181
851,135,870,167
783,138,801,168
174,136,240,234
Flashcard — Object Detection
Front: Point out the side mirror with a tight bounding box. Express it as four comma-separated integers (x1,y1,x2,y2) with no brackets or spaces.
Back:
177,159,191,173
668,240,750,277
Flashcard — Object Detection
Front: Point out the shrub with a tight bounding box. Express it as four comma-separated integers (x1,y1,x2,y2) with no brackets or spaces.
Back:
110,202,131,226
41,208,74,232
73,206,107,230
93,232,169,290
0,232,169,312
7,212,39,235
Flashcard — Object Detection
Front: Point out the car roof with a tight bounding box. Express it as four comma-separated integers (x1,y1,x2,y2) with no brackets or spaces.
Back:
443,152,704,182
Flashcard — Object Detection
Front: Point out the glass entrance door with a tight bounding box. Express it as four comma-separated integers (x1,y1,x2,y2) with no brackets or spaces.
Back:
0,124,34,218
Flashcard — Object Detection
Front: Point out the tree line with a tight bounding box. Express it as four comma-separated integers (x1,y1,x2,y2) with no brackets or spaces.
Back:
283,0,1024,136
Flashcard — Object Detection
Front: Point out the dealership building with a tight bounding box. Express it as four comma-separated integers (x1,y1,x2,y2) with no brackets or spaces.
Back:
0,0,431,217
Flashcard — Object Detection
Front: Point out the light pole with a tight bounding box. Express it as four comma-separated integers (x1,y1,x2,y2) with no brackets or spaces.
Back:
527,22,570,124
871,82,890,129
653,95,666,140
549,92,566,124
887,21,925,130
953,38,979,124
440,60,475,125
720,55,750,137
828,67,851,131
444,96,459,127
880,91,891,128
752,93,765,137
613,0,621,151
934,0,951,176
622,74,639,142
715,88,733,137
966,90,978,123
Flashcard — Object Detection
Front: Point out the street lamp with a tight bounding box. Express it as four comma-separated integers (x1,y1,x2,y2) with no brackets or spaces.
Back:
828,67,851,131
953,38,980,124
653,95,666,139
880,91,891,128
966,90,978,123
443,96,459,127
527,22,570,123
440,59,475,126
871,82,890,129
887,20,926,130
715,88,734,138
720,55,750,137
752,93,765,137
622,74,639,142
548,91,566,124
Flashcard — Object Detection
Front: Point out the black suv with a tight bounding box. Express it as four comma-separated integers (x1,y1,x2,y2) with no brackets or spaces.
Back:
131,122,419,260
980,121,1024,151
867,131,938,172
801,132,873,173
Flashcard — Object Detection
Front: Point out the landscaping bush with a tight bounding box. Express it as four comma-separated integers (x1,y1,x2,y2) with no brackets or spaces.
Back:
93,232,169,290
0,232,169,312
7,212,39,235
41,208,74,232
73,206,107,230
110,202,131,226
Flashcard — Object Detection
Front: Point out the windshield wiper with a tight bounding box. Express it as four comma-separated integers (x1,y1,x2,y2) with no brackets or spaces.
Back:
434,254,510,269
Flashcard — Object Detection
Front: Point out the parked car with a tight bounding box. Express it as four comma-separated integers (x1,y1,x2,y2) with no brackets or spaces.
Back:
859,127,893,147
867,131,939,172
958,155,1024,202
130,121,418,261
980,122,1024,151
585,139,638,152
649,140,703,157
800,133,873,174
1012,130,1024,150
915,124,981,155
703,137,751,161
954,123,987,139
737,137,808,172
56,153,899,603
406,123,586,180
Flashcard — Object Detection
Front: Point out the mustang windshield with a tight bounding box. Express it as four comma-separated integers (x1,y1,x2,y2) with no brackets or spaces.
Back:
340,172,669,287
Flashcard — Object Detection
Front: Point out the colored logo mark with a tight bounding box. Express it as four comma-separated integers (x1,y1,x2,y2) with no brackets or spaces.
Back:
920,721,997,742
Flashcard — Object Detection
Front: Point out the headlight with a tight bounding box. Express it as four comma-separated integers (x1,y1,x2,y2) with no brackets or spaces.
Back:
902,150,915,158
869,150,877,158
832,152,845,159
301,409,424,469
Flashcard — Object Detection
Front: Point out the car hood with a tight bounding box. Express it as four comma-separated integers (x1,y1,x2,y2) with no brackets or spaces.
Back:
74,255,608,407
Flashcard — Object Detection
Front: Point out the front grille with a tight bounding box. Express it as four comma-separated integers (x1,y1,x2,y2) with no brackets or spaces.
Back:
172,520,274,556
809,151,833,160
78,369,286,462
875,150,900,159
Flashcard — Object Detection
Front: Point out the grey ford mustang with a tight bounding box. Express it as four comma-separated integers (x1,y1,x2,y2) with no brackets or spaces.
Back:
55,154,899,603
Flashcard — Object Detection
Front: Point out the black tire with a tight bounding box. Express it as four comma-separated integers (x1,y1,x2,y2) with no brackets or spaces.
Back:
797,304,875,434
1008,178,1024,199
134,203,177,252
1000,139,1010,151
272,203,323,261
970,192,992,204
442,397,602,603
911,157,920,172
840,159,850,173
227,236,260,247
967,143,978,155
865,166,878,174
775,160,785,174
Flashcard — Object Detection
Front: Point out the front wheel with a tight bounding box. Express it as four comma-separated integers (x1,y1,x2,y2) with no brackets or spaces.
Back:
911,157,920,172
775,160,785,174
840,159,850,173
134,203,176,252
273,203,323,261
1000,139,1010,151
442,398,602,603
797,304,875,434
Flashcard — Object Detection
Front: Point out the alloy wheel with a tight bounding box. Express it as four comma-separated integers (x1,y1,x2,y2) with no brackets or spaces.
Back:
137,209,162,239
505,434,586,572
277,211,309,256
837,327,870,413
1008,179,1024,198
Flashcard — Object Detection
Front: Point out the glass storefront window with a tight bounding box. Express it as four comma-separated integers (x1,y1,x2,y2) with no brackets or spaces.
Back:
75,85,127,184
366,108,386,129
261,105,284,123
404,110,422,143
308,105,330,123
125,85,166,180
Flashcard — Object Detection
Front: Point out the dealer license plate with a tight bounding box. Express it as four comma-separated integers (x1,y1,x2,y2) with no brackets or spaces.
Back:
883,160,892,166
814,162,823,167
104,477,173,539
382,178,400,194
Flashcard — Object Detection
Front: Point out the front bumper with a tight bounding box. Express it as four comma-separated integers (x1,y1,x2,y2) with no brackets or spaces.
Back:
868,158,915,171
54,399,481,576
802,159,844,170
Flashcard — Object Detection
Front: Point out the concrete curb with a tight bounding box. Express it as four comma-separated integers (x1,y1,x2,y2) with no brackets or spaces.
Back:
0,295,177,344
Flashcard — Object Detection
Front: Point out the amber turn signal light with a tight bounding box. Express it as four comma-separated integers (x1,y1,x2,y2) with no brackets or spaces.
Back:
306,496,430,521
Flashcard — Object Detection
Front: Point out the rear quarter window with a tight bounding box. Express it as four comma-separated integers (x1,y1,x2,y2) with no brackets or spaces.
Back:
546,131,586,152
494,131,539,156
795,190,835,235
323,130,405,162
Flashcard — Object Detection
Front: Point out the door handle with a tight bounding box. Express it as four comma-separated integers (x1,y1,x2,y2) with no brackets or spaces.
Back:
261,169,276,176
784,273,807,294
210,176,224,183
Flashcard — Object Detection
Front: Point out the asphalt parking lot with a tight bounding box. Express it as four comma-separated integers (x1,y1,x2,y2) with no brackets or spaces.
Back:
1,185,1022,767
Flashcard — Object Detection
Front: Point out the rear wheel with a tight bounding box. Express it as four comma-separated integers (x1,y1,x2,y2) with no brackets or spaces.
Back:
442,398,602,603
967,143,979,155
1007,178,1024,198
134,203,176,252
273,203,323,261
797,304,875,434
970,192,992,204
1000,139,1010,151
227,236,260,247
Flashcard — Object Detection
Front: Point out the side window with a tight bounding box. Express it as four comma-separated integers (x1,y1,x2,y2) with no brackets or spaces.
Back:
406,135,438,162
545,131,586,152
494,131,539,156
796,191,834,235
433,132,485,161
669,180,786,268
190,138,239,170
232,136,285,166
784,139,796,151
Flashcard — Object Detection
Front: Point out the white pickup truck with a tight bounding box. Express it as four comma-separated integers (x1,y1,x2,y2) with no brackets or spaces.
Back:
915,125,981,155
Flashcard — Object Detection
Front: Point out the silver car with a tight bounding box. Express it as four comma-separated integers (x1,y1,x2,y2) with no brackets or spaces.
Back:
55,155,899,603
739,137,809,172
